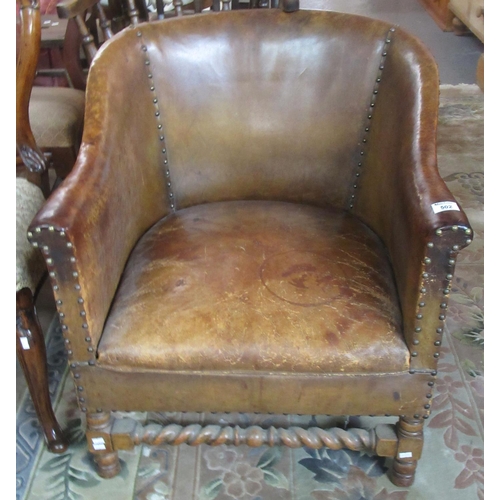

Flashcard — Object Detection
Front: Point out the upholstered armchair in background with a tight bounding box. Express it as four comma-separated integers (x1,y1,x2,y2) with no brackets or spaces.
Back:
27,3,473,486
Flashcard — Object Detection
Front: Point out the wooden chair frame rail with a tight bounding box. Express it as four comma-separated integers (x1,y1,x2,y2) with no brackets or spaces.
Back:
86,412,424,486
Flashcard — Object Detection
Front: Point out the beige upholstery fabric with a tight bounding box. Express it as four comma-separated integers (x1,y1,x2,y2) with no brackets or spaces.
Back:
29,87,85,149
16,178,46,292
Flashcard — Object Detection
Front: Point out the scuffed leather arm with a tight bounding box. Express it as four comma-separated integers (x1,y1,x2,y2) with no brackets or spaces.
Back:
27,35,169,363
353,28,473,371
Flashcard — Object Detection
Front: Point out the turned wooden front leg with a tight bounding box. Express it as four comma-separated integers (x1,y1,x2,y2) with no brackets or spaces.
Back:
16,288,67,454
389,416,424,487
86,412,121,478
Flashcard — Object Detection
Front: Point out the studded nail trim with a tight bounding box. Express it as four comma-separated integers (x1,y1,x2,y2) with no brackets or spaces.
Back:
408,225,473,418
27,226,94,411
348,26,397,210
136,29,176,213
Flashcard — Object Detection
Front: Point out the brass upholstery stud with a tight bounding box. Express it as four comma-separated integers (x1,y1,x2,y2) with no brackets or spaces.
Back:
436,229,443,236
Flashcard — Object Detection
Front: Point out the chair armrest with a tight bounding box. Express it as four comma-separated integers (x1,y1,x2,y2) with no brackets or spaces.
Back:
28,43,170,363
353,29,473,371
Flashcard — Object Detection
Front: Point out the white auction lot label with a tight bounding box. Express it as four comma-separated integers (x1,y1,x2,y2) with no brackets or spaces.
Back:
431,201,460,214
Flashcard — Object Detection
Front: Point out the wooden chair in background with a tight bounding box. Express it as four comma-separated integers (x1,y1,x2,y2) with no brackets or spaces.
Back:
17,0,86,185
16,0,76,455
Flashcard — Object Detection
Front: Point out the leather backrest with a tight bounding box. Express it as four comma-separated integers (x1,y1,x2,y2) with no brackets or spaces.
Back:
87,10,403,210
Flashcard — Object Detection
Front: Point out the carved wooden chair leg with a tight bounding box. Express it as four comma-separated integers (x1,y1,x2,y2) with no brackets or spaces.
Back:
86,411,121,478
16,287,67,454
389,416,424,487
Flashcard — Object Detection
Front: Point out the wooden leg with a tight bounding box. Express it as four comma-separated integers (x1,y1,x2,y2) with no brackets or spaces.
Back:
87,412,121,478
389,416,424,487
16,288,67,454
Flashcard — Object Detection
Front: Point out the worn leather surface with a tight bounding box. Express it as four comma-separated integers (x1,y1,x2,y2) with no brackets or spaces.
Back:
81,366,433,416
133,10,391,210
98,201,409,374
29,9,473,418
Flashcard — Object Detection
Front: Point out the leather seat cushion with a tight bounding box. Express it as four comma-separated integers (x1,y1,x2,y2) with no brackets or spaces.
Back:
97,201,409,374
29,86,85,149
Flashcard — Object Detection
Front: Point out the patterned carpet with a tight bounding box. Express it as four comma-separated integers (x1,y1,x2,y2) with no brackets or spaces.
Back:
16,84,484,500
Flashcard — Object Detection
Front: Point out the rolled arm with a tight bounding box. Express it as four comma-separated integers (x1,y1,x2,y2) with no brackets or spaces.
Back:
353,29,473,371
28,36,170,362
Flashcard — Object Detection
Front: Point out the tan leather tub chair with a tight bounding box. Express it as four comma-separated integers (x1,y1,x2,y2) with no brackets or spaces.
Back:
27,3,473,487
